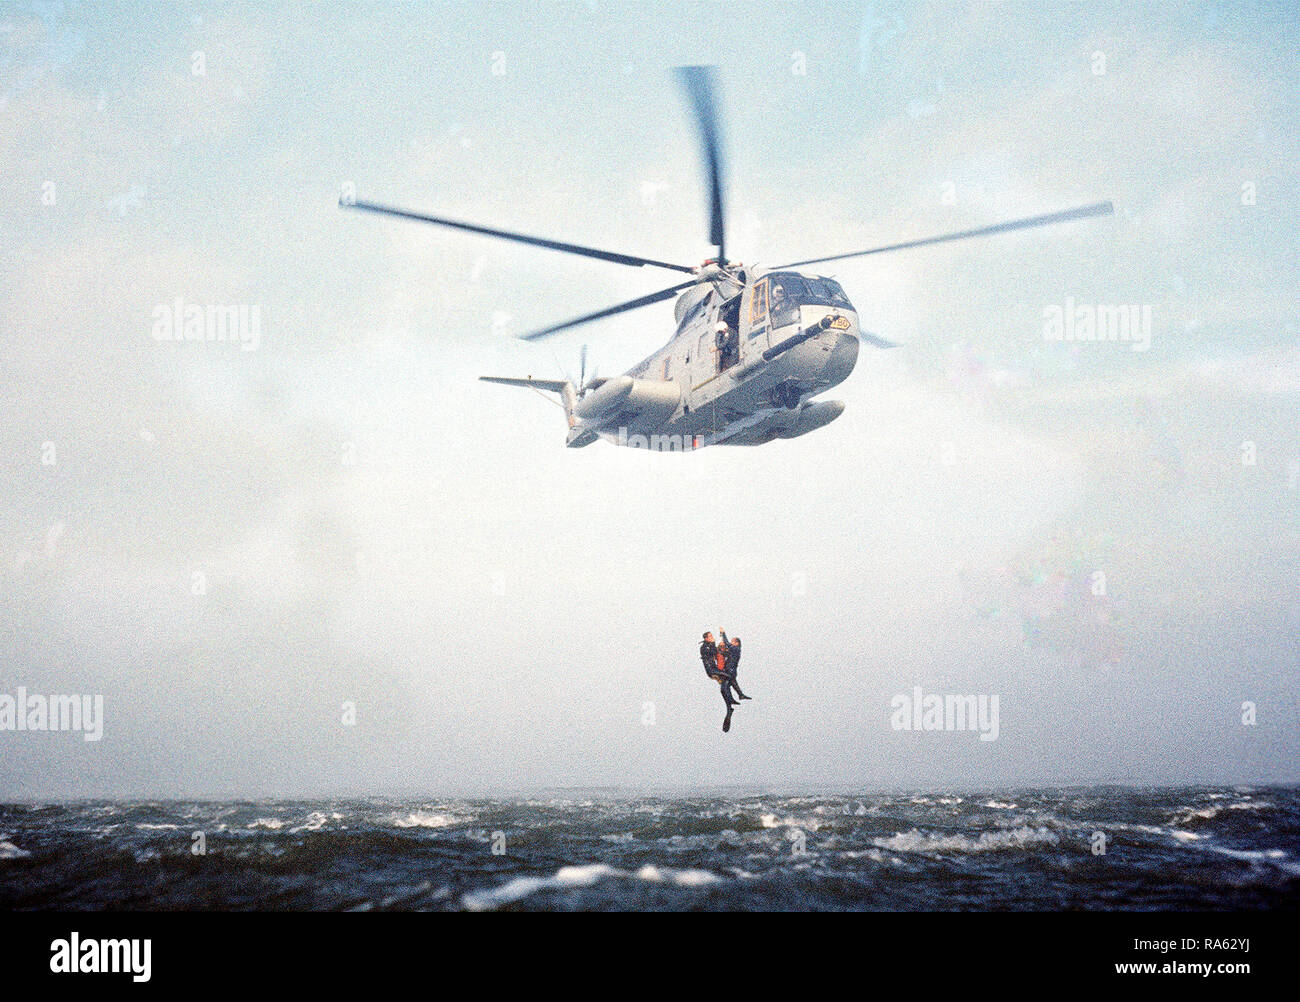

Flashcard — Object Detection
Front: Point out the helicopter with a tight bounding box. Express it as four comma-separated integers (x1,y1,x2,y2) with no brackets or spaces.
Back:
342,66,1112,450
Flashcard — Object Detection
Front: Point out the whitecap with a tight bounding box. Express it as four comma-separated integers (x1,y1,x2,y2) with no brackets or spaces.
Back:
392,812,462,829
760,813,821,831
461,862,724,911
0,840,31,860
1197,844,1300,878
874,826,1059,855
1105,822,1167,837
462,863,621,911
1173,798,1269,824
635,865,721,887
839,847,905,866
288,811,330,833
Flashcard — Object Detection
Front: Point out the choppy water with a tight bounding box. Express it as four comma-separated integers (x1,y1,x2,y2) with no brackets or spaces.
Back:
2,787,1297,910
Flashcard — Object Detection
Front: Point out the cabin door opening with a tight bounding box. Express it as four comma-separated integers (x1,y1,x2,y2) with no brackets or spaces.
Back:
717,296,742,372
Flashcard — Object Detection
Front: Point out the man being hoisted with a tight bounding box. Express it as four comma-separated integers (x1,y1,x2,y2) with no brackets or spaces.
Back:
700,630,736,732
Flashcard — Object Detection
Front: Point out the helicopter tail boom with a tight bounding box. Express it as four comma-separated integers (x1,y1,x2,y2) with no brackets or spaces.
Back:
479,375,599,447
478,376,570,393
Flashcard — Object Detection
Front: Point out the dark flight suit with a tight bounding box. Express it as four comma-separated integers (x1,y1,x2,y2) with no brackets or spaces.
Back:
700,639,717,675
701,639,733,708
720,634,747,700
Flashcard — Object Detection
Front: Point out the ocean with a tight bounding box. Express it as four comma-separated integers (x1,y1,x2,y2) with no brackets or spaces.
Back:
2,786,1296,910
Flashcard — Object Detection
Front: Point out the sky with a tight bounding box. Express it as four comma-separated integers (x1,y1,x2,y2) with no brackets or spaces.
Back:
1,0,1298,798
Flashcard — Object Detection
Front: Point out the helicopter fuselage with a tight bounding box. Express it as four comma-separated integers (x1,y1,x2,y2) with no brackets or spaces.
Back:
577,267,861,449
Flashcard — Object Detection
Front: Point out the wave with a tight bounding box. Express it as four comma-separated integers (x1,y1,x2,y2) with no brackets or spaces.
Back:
461,862,723,911
759,813,824,831
633,865,721,887
1172,799,1273,825
874,826,1060,855
391,811,463,829
1103,822,1168,836
240,810,346,834
0,840,31,860
633,813,769,838
288,811,341,833
1196,844,1300,878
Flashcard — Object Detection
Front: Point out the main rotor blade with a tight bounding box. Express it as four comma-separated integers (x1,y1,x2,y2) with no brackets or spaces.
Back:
341,198,695,274
675,66,727,263
776,201,1114,269
519,279,698,342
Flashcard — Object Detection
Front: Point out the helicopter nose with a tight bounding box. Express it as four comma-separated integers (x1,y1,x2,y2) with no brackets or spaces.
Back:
823,329,860,382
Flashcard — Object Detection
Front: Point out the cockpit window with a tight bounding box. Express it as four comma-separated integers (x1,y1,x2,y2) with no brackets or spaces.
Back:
766,272,852,328
769,277,800,328
803,276,851,307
